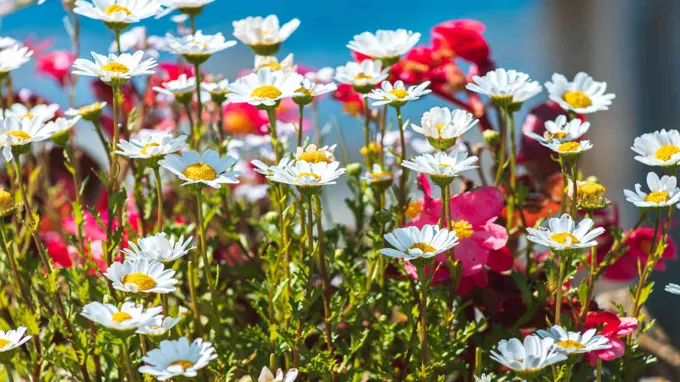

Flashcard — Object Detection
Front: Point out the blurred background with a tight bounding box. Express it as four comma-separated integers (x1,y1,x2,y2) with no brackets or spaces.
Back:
3,0,680,372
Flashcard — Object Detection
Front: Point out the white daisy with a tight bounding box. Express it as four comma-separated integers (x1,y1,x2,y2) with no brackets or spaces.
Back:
226,67,304,108
367,80,431,107
363,164,394,192
254,53,296,73
401,151,478,186
295,144,336,163
293,78,337,106
232,15,300,55
159,149,240,189
545,72,615,114
526,213,605,252
536,326,611,355
122,233,195,263
543,140,593,157
47,117,81,146
73,0,163,30
0,326,32,358
157,0,215,17
4,103,59,122
139,337,217,380
104,258,178,294
0,44,33,75
411,107,477,149
347,29,420,66
0,37,19,50
474,375,492,382
631,129,680,168
267,159,346,192
381,224,459,261
258,366,299,382
152,74,196,103
115,132,187,166
335,59,389,93
624,172,680,208
665,283,680,295
524,115,591,144
65,102,107,122
251,157,292,177
136,315,182,336
163,31,236,64
0,115,58,161
466,68,542,107
201,79,230,104
305,67,334,84
81,301,162,333
490,335,567,379
72,50,157,86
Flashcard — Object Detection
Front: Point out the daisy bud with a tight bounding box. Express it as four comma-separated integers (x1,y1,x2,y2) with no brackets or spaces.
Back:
375,209,392,224
292,87,314,106
51,129,71,146
482,129,501,146
0,190,17,218
346,162,363,178
264,211,279,225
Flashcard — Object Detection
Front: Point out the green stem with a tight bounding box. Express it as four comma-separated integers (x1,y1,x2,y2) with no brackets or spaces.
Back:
266,108,281,162
596,359,602,382
363,96,372,169
121,340,136,382
396,106,408,226
183,101,196,149
216,101,226,156
115,29,122,55
105,85,121,269
65,144,86,257
570,162,579,219
297,104,304,148
416,265,429,382
493,107,507,188
193,63,202,149
0,222,33,311
91,119,111,157
505,108,516,231
153,167,164,233
187,260,203,336
554,254,566,326
195,190,222,334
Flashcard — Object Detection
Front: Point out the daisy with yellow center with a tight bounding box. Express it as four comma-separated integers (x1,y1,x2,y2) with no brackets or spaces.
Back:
72,50,157,86
159,149,240,190
544,139,593,159
104,258,178,294
363,164,394,192
232,15,301,56
266,158,346,194
73,0,163,30
526,214,604,252
624,172,680,208
139,337,218,380
347,29,421,67
568,178,611,210
381,224,459,261
367,80,431,108
296,144,336,164
412,107,478,150
0,115,58,161
254,53,296,74
0,326,32,361
335,59,389,93
490,335,567,378
116,131,188,167
525,115,591,145
401,150,478,187
537,325,611,355
136,315,182,336
466,68,543,107
293,78,337,106
81,301,162,334
632,129,680,167
123,233,195,263
226,67,304,109
545,72,615,114
163,31,237,65
152,74,196,103
5,103,60,123
65,102,107,122
0,45,33,76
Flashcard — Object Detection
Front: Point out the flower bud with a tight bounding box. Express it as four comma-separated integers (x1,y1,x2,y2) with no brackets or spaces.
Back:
482,130,501,146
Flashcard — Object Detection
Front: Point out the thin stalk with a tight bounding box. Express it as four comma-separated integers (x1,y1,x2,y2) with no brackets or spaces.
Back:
493,106,507,187
65,144,86,256
195,190,222,334
193,63,203,149
215,101,226,156
505,108,516,231
152,167,164,233
416,265,429,382
187,260,203,336
121,340,136,382
91,119,111,157
579,210,597,323
554,254,566,326
570,162,578,219
596,359,602,382
105,86,121,269
115,30,122,55
266,108,281,162
297,104,304,148
0,223,33,310
183,101,196,150
396,106,408,226
363,96,372,169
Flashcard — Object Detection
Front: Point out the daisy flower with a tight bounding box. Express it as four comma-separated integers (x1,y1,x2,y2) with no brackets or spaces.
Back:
305,67,334,84
0,37,19,50
116,131,187,168
347,29,420,66
0,115,58,161
0,44,33,76
163,31,236,65
567,178,610,211
73,0,164,30
136,315,182,337
122,233,195,263
0,326,32,361
411,107,478,150
81,301,162,334
232,15,301,55
65,102,107,122
152,74,196,103
201,79,230,104
104,258,178,294
0,189,18,218
545,72,615,114
474,375,492,382
159,149,240,189
526,213,605,252
367,80,431,108
47,117,81,146
524,114,591,144
72,50,157,86
139,337,217,380
381,224,459,261
624,172,680,208
226,67,304,109
5,103,59,122
536,325,611,355
466,68,542,107
258,366,299,382
665,283,680,295
255,53,296,73
335,59,389,93
158,0,215,17
363,164,394,192
401,151,478,187
631,129,680,168
251,157,292,177
293,78,337,106
267,159,346,194
490,335,567,379
543,140,593,159
295,144,336,163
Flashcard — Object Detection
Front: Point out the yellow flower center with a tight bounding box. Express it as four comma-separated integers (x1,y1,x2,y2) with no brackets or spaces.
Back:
578,183,606,198
121,272,157,291
261,62,282,71
360,143,382,156
562,91,592,109
250,85,282,99
371,171,393,179
405,201,422,219
408,242,436,253
297,172,321,181
654,145,680,161
434,123,447,132
545,131,567,140
112,312,133,323
140,142,160,155
0,339,11,349
354,73,372,80
105,4,132,15
645,191,670,204
8,130,31,142
388,89,409,99
298,151,331,163
168,360,195,369
549,232,580,244
0,190,13,210
19,113,35,120
295,87,314,97
451,220,474,239
558,141,581,152
556,340,585,350
182,162,217,181
78,103,103,115
101,62,130,74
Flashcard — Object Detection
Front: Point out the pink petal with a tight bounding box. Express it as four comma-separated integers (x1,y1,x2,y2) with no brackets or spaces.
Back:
472,223,508,250
449,187,504,226
455,238,489,276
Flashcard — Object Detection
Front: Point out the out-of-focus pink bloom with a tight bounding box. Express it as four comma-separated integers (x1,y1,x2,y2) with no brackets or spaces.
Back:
43,232,108,271
431,20,490,65
333,84,365,117
585,311,638,364
36,50,75,87
391,46,466,94
222,103,269,136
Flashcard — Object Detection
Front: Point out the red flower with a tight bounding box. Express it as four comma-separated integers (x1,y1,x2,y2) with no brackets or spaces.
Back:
222,103,269,136
35,50,75,87
333,84,365,117
585,311,638,364
431,20,490,65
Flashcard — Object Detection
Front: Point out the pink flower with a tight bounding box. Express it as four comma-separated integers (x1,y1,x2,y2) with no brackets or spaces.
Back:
222,103,269,136
406,175,508,278
35,50,75,87
585,311,638,364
